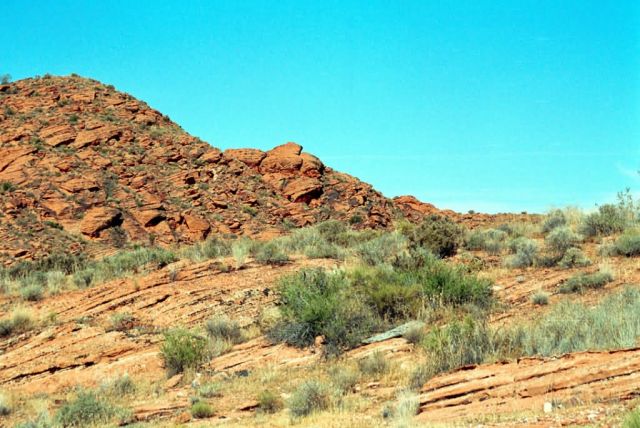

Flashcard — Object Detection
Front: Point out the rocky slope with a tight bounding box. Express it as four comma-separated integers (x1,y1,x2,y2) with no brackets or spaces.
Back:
0,75,401,265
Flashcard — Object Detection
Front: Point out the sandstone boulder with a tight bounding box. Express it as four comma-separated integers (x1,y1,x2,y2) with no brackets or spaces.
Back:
80,207,123,237
223,148,266,167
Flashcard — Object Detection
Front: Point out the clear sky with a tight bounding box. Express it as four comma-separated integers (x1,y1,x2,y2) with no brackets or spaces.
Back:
2,1,639,213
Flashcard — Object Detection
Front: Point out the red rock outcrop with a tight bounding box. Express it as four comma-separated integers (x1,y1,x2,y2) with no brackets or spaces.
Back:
0,74,526,265
417,348,640,423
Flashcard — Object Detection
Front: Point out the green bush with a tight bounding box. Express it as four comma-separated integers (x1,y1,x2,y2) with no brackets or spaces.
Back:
191,401,214,418
231,239,251,268
349,265,423,320
55,390,126,427
531,291,549,305
330,366,359,394
205,316,243,344
624,407,640,428
14,411,52,428
0,181,16,194
183,237,230,261
581,204,628,237
0,309,34,337
541,209,567,233
254,241,289,265
417,317,494,384
315,220,348,243
504,238,538,268
110,313,134,332
0,393,10,415
559,271,614,294
613,229,640,257
258,390,283,414
352,257,492,317
558,248,591,268
288,380,332,418
466,228,508,255
21,282,44,301
303,241,343,260
160,329,209,375
413,287,640,387
107,374,136,396
545,227,582,255
357,351,389,377
355,232,407,266
410,215,464,258
270,268,378,353
198,382,222,398
514,287,640,356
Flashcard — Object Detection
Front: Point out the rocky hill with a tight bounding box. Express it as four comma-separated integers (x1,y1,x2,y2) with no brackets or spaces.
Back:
0,75,404,264
0,75,536,266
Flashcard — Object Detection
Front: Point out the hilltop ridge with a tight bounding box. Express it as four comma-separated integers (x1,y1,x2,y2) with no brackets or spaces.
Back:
0,75,530,265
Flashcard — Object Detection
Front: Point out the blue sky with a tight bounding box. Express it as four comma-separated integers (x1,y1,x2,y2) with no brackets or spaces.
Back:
2,1,639,213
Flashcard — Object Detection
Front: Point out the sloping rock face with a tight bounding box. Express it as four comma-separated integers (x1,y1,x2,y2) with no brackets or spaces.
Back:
0,75,399,265
417,348,640,423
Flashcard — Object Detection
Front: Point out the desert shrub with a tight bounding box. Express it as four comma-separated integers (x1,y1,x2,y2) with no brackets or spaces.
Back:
304,241,343,260
581,204,628,237
352,257,492,316
8,253,87,279
558,248,591,268
190,401,214,418
288,380,332,418
403,323,427,345
613,229,640,257
0,308,34,337
205,316,243,344
258,390,283,414
357,351,389,377
11,308,34,332
504,238,538,268
541,209,567,233
330,366,359,394
254,242,289,265
14,411,52,428
270,268,378,353
355,231,408,266
514,287,640,356
0,392,11,415
72,269,94,288
110,313,134,332
21,282,44,301
559,270,614,294
0,181,16,194
531,291,549,305
0,319,13,337
231,239,251,269
198,382,221,398
55,390,126,427
465,229,507,255
183,237,230,261
496,221,537,238
71,247,177,288
46,271,66,294
160,329,209,375
420,262,493,307
417,317,494,383
349,265,423,321
391,391,420,424
624,407,640,428
315,220,348,243
410,215,464,258
106,374,136,396
545,227,582,255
